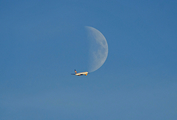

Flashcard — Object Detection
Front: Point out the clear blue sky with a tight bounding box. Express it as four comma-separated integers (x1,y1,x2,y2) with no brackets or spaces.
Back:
1,0,177,120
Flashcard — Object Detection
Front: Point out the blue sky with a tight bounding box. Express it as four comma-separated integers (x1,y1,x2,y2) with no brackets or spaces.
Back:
0,0,177,120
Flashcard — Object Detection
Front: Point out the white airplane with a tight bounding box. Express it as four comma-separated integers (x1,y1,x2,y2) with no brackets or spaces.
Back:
71,69,89,76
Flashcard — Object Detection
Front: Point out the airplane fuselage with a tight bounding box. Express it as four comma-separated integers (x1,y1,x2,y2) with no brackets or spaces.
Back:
75,71,88,76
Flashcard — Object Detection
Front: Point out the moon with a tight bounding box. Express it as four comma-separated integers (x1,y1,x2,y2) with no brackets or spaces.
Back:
86,26,108,73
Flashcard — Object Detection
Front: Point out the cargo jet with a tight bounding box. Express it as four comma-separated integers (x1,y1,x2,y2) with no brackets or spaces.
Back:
71,69,89,76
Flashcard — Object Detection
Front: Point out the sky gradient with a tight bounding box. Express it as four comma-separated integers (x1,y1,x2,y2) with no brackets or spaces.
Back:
1,0,177,120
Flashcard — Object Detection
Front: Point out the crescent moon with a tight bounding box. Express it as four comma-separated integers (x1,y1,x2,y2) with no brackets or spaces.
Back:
86,26,108,72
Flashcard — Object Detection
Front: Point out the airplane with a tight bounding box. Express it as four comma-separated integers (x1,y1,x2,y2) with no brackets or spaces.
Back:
71,69,89,76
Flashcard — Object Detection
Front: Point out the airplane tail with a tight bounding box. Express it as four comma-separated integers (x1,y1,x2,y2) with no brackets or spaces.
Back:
74,69,77,74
